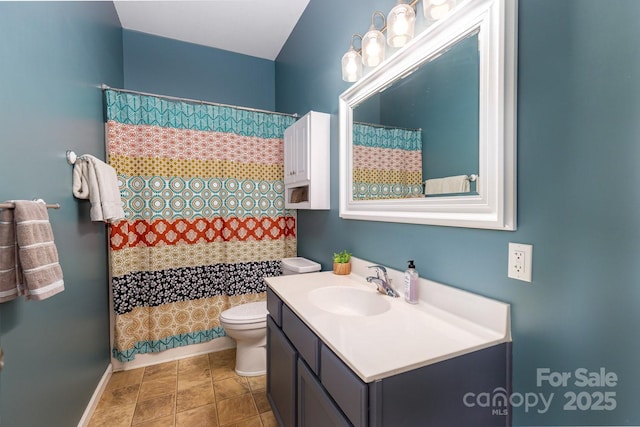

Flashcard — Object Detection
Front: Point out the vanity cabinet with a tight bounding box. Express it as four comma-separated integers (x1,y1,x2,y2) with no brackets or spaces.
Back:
298,358,351,427
267,316,297,427
284,111,330,210
267,287,512,427
267,288,354,426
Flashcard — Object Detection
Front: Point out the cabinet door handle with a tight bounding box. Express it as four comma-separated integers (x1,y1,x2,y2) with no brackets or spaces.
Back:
0,347,4,372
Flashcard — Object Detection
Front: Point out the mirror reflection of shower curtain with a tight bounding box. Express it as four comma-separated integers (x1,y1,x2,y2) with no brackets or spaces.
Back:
104,89,297,362
352,123,423,200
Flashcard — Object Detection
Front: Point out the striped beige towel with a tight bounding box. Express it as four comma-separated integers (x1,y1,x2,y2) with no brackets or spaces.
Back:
13,200,64,301
0,207,20,302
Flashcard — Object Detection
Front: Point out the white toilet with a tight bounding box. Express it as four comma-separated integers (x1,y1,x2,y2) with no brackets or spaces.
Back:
219,257,321,376
220,301,269,376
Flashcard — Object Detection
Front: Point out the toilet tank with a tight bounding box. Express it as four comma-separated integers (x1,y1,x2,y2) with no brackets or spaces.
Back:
281,257,321,275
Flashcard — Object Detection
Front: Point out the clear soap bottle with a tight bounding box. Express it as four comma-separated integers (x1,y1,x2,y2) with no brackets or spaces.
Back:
404,260,419,304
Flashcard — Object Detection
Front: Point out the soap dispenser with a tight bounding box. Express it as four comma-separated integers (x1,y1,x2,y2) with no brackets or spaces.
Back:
404,260,419,304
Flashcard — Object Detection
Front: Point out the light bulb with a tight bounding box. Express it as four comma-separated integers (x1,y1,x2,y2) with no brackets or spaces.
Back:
387,3,415,48
341,48,362,82
362,11,386,67
346,59,357,74
365,46,381,66
394,13,409,34
423,0,456,22
366,41,380,56
362,30,385,67
429,3,450,20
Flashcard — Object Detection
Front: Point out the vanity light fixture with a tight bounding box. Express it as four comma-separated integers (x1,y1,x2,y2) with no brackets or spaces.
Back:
341,34,363,82
362,11,386,68
342,0,457,82
387,0,416,48
341,0,459,82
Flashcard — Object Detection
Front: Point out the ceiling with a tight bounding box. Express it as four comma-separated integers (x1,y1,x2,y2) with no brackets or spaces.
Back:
113,0,310,61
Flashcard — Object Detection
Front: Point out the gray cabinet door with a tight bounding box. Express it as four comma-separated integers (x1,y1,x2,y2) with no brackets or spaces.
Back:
267,316,297,427
320,344,368,427
298,359,351,427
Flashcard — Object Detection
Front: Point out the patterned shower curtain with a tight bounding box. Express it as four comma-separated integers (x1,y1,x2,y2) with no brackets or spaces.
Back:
352,123,423,200
104,89,297,362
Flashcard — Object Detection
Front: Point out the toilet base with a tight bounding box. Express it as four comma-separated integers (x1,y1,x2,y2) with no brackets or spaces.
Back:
234,341,266,376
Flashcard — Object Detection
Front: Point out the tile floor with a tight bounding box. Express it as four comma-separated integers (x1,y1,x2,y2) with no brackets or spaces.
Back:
88,349,277,427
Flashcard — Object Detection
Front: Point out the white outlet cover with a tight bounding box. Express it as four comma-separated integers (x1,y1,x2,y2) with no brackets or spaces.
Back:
508,242,533,282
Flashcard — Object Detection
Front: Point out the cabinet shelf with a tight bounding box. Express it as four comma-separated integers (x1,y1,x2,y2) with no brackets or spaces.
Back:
284,111,330,210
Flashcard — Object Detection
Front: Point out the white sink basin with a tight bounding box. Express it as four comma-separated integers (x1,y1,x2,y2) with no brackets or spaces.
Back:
308,286,391,316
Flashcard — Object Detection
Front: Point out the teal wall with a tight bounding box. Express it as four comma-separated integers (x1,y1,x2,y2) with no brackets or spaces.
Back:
122,30,276,111
2,0,639,425
276,0,640,425
0,2,123,426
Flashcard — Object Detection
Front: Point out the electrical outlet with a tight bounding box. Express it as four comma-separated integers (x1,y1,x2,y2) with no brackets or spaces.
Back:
508,242,532,282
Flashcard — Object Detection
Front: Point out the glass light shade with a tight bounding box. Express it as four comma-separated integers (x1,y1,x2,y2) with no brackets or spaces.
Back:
341,48,363,82
423,0,457,22
362,28,386,67
387,3,416,48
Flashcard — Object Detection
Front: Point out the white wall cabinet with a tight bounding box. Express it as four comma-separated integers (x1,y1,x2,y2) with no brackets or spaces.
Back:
284,111,330,210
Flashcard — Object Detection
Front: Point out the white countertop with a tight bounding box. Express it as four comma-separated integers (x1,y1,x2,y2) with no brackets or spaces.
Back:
265,257,511,383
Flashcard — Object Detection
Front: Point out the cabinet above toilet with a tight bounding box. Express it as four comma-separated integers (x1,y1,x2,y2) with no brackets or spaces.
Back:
284,111,330,210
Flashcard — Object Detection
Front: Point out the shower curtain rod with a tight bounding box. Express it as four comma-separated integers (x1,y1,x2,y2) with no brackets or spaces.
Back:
100,84,298,118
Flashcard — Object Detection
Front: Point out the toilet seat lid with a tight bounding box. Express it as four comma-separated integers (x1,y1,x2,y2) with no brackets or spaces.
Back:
220,301,267,324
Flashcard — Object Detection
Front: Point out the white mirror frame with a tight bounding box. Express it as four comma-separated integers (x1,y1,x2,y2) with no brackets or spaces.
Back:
339,0,517,230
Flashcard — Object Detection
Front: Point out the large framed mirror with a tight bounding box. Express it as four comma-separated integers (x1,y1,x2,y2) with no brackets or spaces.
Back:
339,0,517,230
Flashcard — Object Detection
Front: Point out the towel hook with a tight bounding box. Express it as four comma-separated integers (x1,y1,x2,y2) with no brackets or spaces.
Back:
66,150,78,165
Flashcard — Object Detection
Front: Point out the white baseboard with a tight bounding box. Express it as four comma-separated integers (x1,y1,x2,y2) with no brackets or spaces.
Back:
77,363,112,427
111,337,236,371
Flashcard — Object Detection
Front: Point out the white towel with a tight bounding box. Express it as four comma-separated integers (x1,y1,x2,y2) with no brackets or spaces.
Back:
72,154,125,223
424,175,470,195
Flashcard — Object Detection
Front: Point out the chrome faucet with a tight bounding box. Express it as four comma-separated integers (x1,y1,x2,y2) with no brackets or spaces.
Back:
366,265,399,297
